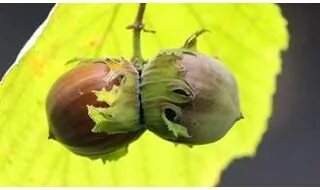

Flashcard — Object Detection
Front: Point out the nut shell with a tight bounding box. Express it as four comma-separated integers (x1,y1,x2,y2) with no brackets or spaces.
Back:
46,63,143,157
175,53,242,144
141,51,242,145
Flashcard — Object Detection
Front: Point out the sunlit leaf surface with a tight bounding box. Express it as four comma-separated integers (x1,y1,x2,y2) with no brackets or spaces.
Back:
0,4,288,186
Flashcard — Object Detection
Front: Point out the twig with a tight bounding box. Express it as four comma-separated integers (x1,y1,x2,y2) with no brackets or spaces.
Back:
127,3,150,70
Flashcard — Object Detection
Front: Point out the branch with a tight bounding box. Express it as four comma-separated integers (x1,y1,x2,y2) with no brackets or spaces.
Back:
127,3,151,70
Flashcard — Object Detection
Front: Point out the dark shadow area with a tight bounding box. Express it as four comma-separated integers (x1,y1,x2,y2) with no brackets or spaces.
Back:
0,3,54,77
219,4,320,186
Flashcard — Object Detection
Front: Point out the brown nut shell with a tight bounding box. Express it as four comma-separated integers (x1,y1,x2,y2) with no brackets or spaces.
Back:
46,63,143,157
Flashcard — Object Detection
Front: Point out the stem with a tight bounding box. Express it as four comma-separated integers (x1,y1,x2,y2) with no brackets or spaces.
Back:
127,3,147,70
182,29,210,51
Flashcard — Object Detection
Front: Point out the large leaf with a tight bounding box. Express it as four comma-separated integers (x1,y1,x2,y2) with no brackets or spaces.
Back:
0,3,288,186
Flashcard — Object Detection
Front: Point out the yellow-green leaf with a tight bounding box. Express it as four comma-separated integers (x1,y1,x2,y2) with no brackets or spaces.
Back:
0,3,288,186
